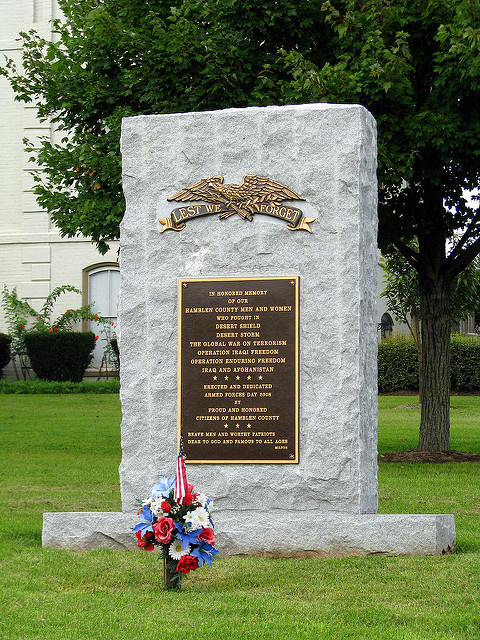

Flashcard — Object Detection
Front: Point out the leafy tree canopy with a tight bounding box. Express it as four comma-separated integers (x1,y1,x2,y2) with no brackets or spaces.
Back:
279,0,480,265
3,0,479,261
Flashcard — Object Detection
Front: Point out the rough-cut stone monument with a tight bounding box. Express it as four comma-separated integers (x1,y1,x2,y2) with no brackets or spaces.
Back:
43,104,455,556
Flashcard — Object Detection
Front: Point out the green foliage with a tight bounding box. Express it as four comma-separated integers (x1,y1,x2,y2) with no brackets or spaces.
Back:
451,334,480,392
379,334,480,392
378,335,419,392
1,286,35,379
380,248,421,344
24,331,96,382
381,248,480,332
3,0,480,448
0,378,120,394
280,0,480,248
278,0,480,449
1,285,112,379
95,323,119,379
0,333,12,375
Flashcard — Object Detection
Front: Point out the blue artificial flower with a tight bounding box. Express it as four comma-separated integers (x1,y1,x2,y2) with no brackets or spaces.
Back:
174,521,202,550
132,505,155,538
151,476,175,499
190,541,220,567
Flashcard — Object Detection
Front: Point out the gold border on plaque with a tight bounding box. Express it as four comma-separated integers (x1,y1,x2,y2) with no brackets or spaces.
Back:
178,276,299,464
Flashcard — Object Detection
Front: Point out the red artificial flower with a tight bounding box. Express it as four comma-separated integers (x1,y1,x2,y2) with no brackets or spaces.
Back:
54,327,58,331
160,500,171,513
182,493,193,507
95,335,99,340
48,328,53,333
136,530,155,551
198,527,216,546
66,309,70,312
19,324,24,329
176,555,199,574
153,516,175,544
186,483,194,493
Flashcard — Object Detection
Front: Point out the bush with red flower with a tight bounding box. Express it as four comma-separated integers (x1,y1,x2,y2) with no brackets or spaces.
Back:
133,476,218,589
1,284,114,380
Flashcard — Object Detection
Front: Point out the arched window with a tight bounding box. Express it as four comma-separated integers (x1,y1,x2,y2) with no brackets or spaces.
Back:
83,263,120,369
379,312,393,339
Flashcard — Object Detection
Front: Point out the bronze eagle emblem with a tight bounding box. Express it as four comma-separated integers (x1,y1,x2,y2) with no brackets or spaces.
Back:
167,174,306,221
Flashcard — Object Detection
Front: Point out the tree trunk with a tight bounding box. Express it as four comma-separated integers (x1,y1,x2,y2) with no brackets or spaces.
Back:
418,264,451,451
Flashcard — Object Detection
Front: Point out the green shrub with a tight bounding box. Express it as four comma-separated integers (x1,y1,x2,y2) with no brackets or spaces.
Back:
24,331,96,382
2,284,112,380
450,334,480,392
378,334,480,392
378,335,419,392
0,378,120,394
0,333,12,375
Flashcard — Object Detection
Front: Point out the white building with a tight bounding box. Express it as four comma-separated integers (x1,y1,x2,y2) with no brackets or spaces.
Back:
0,0,119,377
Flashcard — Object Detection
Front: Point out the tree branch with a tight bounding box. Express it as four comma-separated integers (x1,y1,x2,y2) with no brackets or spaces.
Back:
447,209,480,264
446,235,480,280
392,239,419,269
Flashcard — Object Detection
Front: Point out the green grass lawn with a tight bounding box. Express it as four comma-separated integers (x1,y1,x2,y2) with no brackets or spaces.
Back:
0,394,479,640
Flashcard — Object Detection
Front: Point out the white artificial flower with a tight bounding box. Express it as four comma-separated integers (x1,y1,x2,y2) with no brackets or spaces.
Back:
169,540,190,560
195,494,213,511
184,506,211,530
149,500,164,516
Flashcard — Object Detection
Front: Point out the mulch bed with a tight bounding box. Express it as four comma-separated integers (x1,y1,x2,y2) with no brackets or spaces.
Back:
379,449,480,463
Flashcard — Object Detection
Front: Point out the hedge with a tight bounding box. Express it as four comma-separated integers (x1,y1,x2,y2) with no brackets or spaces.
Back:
378,334,480,392
378,335,419,392
0,378,120,394
0,333,12,375
24,331,96,382
450,335,480,392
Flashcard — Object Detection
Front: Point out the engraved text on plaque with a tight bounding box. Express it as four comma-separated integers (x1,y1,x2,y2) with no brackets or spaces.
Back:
179,277,299,463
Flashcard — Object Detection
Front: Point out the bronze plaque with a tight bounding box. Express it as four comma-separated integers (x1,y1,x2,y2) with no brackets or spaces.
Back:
160,175,315,233
179,276,299,463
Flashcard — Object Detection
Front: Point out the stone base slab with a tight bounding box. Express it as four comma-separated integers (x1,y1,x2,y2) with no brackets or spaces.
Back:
43,512,455,557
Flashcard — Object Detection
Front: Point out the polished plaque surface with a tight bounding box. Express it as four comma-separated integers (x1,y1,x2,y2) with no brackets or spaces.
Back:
179,277,299,463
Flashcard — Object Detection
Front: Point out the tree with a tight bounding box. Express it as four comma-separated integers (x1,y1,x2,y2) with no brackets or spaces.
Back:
277,0,480,451
381,248,480,404
2,0,480,450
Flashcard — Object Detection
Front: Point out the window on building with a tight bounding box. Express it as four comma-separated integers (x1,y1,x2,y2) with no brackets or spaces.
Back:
379,313,393,339
83,264,120,369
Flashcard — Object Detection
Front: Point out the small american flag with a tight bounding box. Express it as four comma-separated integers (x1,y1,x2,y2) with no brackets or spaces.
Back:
174,434,188,505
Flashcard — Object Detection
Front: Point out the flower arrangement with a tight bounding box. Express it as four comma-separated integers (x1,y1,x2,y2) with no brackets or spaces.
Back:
133,475,219,589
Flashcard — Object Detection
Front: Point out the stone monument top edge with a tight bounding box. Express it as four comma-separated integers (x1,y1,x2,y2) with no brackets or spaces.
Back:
120,102,373,128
